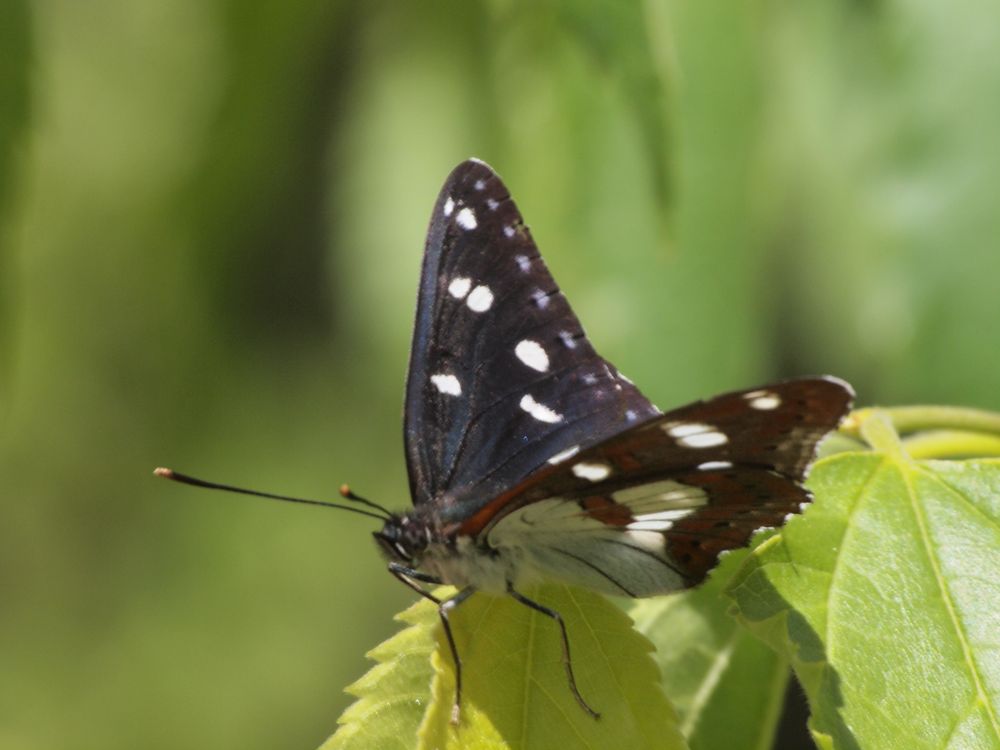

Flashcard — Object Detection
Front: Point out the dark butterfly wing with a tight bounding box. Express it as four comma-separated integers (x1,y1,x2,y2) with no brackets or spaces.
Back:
469,377,854,593
404,159,660,512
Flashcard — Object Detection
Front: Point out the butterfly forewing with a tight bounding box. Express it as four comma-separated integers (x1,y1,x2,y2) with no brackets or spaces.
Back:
404,160,659,512
473,377,853,592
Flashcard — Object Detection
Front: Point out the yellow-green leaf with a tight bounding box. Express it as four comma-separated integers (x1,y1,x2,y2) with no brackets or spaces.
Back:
324,585,686,750
320,598,437,750
418,584,686,750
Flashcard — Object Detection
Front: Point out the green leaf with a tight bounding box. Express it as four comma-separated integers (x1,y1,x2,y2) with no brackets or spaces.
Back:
630,549,788,750
320,598,437,750
418,585,686,750
727,452,1000,749
326,583,687,750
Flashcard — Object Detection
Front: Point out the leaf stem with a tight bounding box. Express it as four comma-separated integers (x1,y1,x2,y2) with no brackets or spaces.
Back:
855,409,906,459
843,406,1000,438
901,430,1000,460
839,405,1000,459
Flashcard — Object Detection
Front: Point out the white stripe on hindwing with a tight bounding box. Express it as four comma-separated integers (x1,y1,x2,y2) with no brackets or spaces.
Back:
484,479,708,596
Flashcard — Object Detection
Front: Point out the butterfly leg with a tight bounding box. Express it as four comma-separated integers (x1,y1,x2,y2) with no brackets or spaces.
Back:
387,562,475,724
506,584,600,719
387,561,444,589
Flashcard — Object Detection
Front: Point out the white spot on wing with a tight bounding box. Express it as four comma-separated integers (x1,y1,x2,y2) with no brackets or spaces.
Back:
515,255,531,272
448,277,471,299
515,339,549,372
487,198,499,211
662,421,730,448
678,431,729,448
627,508,696,531
503,224,515,238
466,285,494,312
546,445,580,465
443,197,455,216
456,207,477,230
665,422,714,438
430,373,462,396
613,480,706,506
697,460,734,471
519,394,562,423
531,289,550,309
572,462,612,482
748,393,782,410
474,179,486,191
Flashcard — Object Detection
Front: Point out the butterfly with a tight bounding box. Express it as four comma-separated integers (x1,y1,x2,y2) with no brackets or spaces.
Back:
158,158,854,723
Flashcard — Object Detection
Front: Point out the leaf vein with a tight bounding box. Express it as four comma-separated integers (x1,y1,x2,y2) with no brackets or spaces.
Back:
680,627,739,736
824,457,885,653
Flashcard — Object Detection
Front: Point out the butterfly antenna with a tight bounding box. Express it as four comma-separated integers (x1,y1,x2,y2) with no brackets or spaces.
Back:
339,484,393,517
154,468,390,522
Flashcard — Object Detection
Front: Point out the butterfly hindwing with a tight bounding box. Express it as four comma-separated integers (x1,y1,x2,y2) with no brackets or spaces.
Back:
404,160,660,512
476,378,853,592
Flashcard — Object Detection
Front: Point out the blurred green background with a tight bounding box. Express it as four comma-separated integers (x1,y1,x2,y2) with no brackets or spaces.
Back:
2,1,998,749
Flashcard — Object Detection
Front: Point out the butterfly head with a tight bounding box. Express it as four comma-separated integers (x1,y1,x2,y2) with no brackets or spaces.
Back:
373,513,431,564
